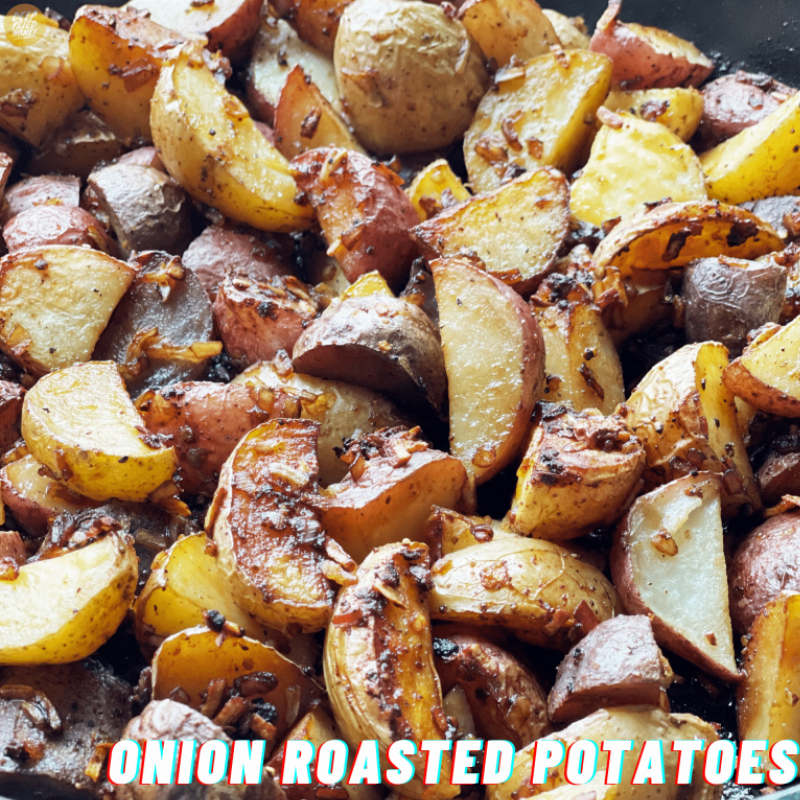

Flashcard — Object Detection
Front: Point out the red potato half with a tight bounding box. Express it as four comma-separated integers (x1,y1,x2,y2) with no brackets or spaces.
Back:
431,257,545,485
3,205,116,256
589,0,714,90
1,176,80,226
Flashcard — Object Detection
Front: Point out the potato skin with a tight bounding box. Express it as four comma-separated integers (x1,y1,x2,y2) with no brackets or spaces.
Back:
1,175,80,226
3,205,115,256
334,0,489,154
0,380,24,453
727,512,800,635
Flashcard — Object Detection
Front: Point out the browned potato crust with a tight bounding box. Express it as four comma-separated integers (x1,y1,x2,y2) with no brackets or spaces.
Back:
0,380,24,453
290,0,353,54
548,615,673,723
3,206,116,256
1,175,80,226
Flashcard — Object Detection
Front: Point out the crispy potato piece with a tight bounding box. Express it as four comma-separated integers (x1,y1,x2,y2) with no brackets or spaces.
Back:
463,50,611,193
486,705,720,800
589,0,713,90
0,531,136,665
321,427,467,562
458,0,560,68
532,275,624,414
151,626,324,743
737,591,800,772
1,175,80,226
0,246,136,377
592,201,784,277
548,615,672,723
292,296,446,415
603,87,704,141
289,0,353,55
234,358,407,485
3,205,115,256
434,632,549,747
208,419,355,633
406,159,471,223
426,506,497,556
340,270,393,301
508,405,644,539
606,269,675,345
682,257,787,358
701,93,800,204
274,65,365,160
0,381,23,454
542,9,589,49
430,536,619,650
22,362,178,503
723,315,800,416
742,196,800,245
414,168,570,295
571,111,707,226
325,542,457,800
627,342,760,513
432,257,545,484
757,450,800,508
727,512,800,635
612,473,738,682
291,148,419,291
151,44,312,233
0,14,84,148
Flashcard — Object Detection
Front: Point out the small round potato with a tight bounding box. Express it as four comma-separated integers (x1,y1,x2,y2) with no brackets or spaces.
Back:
334,0,489,154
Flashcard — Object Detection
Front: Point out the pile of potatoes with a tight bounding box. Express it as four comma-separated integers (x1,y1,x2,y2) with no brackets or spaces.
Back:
1,0,800,797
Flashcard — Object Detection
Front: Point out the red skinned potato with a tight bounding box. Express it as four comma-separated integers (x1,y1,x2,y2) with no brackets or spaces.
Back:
289,0,353,55
589,0,714,90
118,147,165,171
757,447,800,507
548,615,673,723
0,380,24,452
727,512,800,636
1,176,80,226
291,148,419,292
214,272,320,366
3,205,116,255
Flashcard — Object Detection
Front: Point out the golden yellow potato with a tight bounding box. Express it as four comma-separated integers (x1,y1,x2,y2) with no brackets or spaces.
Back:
603,87,704,141
542,9,589,50
406,159,471,222
22,362,178,503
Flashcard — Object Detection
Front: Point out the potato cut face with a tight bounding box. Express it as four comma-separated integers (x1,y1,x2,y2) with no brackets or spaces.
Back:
701,92,800,204
432,257,544,484
413,168,570,295
603,87,704,141
406,159,471,222
463,50,612,193
22,362,178,502
571,113,707,226
0,532,137,664
0,246,136,377
542,9,589,50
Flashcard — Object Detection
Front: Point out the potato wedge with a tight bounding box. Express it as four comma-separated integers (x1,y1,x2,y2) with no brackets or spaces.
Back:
486,705,720,800
458,0,560,68
463,49,612,193
0,531,136,665
701,92,800,204
324,542,457,800
22,362,178,503
430,536,619,650
603,87,704,141
0,246,136,378
414,168,570,295
508,405,644,539
0,14,84,148
607,268,674,345
432,257,545,484
589,0,714,90
151,44,312,233
611,472,738,682
321,427,467,562
542,10,589,50
292,296,446,415
406,159,471,223
233,357,407,485
592,201,784,277
207,419,355,633
571,111,707,225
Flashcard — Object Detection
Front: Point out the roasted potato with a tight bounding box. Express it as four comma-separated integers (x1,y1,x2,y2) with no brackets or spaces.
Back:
432,257,545,484
682,256,787,357
612,472,739,682
334,0,489,154
430,535,620,650
414,168,570,295
433,632,549,747
324,542,457,800
542,9,589,49
605,268,675,345
151,43,312,233
741,195,800,244
508,405,644,539
548,615,672,723
118,146,165,171
406,159,471,223
603,86,704,141
727,511,800,635
1,175,80,226
463,49,611,193
0,380,23,454
291,148,419,291
207,419,356,633
588,0,714,90
3,205,116,256
321,427,467,562
292,295,446,415
0,13,84,148
0,246,136,377
426,505,498,556
22,362,178,503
